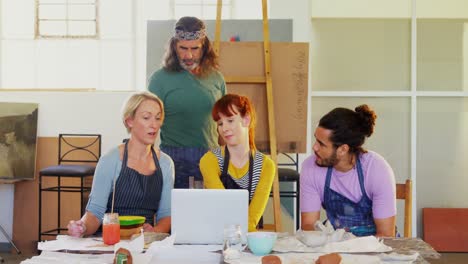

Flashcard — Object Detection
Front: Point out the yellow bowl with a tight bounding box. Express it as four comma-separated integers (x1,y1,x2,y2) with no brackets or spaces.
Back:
120,224,143,239
118,216,145,239
119,215,145,226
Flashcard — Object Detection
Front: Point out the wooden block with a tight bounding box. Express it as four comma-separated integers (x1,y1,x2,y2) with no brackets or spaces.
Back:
423,208,468,252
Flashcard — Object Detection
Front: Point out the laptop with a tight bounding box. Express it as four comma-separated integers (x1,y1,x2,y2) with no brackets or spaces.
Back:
171,189,249,244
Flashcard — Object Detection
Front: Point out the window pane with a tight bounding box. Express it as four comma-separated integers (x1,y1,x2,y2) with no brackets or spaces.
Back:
311,97,411,182
202,0,231,4
311,0,411,18
175,5,203,19
417,19,468,91
39,0,66,3
202,5,231,20
68,4,96,20
69,0,96,4
175,0,202,4
416,0,468,18
417,98,468,233
38,5,67,20
311,19,411,91
69,21,96,36
39,21,67,36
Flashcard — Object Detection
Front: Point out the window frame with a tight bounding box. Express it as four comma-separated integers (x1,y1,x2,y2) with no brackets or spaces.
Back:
35,0,100,39
172,0,233,20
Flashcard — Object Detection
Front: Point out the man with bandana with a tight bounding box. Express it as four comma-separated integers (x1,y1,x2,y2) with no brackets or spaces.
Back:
148,16,226,189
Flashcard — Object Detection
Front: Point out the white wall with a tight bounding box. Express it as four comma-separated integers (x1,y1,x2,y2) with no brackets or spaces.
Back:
0,92,132,149
0,184,13,245
1,0,135,90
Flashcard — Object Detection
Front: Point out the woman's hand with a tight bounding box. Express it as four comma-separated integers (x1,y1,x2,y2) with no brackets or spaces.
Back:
142,223,154,232
67,220,86,237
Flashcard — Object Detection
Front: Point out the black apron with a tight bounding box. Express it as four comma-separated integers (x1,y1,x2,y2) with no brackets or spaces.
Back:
220,147,253,203
106,140,163,225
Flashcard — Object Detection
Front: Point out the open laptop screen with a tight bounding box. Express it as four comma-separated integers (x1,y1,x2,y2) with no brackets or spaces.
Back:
171,189,248,244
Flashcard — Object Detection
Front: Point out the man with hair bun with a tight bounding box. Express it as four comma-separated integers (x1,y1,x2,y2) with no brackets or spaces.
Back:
148,16,226,188
300,104,396,237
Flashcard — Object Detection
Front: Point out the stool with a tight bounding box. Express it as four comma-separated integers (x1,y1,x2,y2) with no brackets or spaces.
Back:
38,134,101,241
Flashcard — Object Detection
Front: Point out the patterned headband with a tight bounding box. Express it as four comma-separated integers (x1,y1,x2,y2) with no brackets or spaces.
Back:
174,29,206,40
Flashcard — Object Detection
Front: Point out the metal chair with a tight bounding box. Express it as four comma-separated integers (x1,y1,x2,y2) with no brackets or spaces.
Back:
277,153,300,230
262,153,300,231
38,134,101,241
396,179,412,237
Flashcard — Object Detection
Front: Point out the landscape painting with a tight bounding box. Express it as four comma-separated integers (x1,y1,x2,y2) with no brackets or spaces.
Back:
0,102,38,180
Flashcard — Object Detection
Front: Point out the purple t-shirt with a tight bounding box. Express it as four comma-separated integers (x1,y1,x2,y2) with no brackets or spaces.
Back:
300,151,396,219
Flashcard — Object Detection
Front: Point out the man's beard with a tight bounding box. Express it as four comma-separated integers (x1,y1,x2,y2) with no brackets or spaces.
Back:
180,59,200,71
315,150,338,167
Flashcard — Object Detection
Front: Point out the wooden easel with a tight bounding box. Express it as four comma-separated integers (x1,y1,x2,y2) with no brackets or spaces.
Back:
213,0,282,232
0,180,22,255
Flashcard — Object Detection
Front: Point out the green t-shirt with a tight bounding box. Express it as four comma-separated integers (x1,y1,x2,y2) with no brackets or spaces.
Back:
148,69,226,148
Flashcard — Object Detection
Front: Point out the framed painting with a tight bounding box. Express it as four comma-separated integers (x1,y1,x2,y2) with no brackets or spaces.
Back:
0,102,39,180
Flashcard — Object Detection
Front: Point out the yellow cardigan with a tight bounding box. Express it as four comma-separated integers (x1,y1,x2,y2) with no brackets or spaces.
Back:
200,147,275,232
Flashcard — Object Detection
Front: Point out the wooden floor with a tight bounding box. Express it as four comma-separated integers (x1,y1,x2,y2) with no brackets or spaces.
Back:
430,253,468,264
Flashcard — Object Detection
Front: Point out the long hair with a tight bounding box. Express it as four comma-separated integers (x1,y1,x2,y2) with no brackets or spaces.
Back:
212,94,257,151
162,16,219,77
318,104,377,154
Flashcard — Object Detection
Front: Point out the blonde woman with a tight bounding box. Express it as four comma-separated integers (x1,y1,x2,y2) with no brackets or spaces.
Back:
67,92,174,236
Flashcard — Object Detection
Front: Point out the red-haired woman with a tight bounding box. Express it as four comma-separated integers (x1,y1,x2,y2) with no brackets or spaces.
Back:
200,94,275,232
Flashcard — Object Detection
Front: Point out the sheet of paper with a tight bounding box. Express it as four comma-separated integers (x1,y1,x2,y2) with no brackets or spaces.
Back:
321,236,392,253
225,252,382,264
113,229,145,254
274,235,392,253
21,251,151,264
148,247,222,264
38,235,114,252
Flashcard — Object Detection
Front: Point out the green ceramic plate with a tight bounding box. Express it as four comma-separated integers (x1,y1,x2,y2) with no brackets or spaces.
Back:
119,215,145,226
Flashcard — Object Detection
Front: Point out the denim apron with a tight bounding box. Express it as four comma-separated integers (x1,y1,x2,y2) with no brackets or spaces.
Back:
322,157,376,236
106,140,163,225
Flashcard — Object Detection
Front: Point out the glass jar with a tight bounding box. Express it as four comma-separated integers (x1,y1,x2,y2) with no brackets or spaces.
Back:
103,212,120,245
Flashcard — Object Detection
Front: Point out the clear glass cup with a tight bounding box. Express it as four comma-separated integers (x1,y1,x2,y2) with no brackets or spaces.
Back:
223,224,247,260
103,212,120,245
